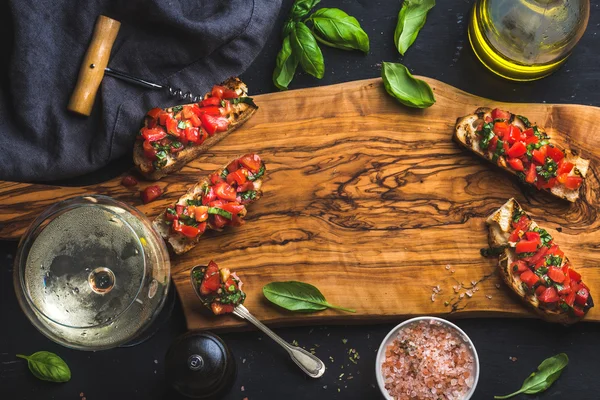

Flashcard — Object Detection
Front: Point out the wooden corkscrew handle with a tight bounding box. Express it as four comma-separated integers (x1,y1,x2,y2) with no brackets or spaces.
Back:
67,15,121,116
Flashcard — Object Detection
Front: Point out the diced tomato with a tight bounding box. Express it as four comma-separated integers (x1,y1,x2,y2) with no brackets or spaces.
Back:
503,141,510,155
516,239,538,253
200,97,221,107
227,160,240,173
194,206,209,222
525,163,537,183
506,141,526,158
557,284,572,296
539,287,559,303
147,107,162,119
211,85,226,99
557,159,574,175
572,305,586,317
546,245,564,259
227,168,248,186
488,135,498,153
239,154,262,173
484,116,493,123
141,127,167,142
493,121,511,138
536,177,556,190
575,287,589,306
202,187,217,205
200,113,229,135
491,108,511,120
182,105,196,119
198,106,223,116
211,303,234,315
158,111,170,125
511,260,529,274
524,135,539,145
565,291,576,307
509,228,523,243
523,128,535,137
568,268,581,282
214,182,237,201
200,269,220,295
546,146,564,162
524,246,548,265
535,285,546,297
506,125,523,144
188,113,202,128
221,202,245,216
209,172,223,185
222,88,239,99
165,115,181,136
547,267,565,283
208,199,225,208
531,145,547,165
512,215,530,231
165,211,177,221
121,175,138,187
140,185,162,204
525,231,540,242
507,158,525,171
179,224,201,238
559,175,583,190
520,269,540,288
237,181,255,193
211,214,228,229
184,126,201,144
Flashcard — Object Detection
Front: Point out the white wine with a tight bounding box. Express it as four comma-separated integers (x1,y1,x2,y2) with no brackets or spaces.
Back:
15,196,170,350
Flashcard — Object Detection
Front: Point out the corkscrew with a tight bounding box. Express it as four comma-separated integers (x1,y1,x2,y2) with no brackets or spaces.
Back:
67,15,201,117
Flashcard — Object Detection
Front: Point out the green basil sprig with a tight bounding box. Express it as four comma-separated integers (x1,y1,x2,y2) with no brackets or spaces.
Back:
308,8,369,53
273,0,369,90
394,0,436,56
263,281,355,313
381,62,435,108
16,351,71,383
494,353,569,399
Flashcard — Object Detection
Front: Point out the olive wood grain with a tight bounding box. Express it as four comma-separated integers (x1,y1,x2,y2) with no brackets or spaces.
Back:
2,78,599,329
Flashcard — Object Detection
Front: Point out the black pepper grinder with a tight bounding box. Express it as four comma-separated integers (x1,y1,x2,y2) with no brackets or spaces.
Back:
165,331,236,399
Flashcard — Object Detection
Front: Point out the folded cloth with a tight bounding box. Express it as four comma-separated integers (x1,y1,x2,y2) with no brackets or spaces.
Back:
0,0,282,182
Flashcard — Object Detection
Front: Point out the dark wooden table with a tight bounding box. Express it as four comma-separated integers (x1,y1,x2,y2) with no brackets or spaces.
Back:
2,1,600,399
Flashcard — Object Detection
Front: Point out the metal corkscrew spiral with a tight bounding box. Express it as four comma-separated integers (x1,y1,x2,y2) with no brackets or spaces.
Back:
104,67,201,102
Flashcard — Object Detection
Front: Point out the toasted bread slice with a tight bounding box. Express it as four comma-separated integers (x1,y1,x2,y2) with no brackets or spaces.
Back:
134,77,258,180
486,198,593,324
455,107,589,202
153,155,265,255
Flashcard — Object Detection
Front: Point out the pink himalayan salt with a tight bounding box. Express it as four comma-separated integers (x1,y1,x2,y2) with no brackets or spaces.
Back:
382,320,475,400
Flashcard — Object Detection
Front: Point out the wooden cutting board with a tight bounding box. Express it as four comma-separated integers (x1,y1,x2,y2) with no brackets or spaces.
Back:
2,78,600,330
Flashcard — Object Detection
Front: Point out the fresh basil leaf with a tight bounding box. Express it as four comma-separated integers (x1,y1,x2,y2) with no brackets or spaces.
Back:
232,97,258,108
207,207,232,220
240,190,258,201
177,120,187,129
263,281,355,313
16,351,71,383
291,22,325,79
248,165,266,181
516,115,532,128
283,20,295,37
394,0,436,56
309,8,369,53
171,105,183,114
273,35,299,90
289,0,321,20
381,62,435,108
494,353,568,399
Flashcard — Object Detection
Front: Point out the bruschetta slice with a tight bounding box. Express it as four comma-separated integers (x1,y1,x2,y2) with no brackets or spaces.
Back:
153,154,265,255
485,198,593,324
455,107,589,202
134,77,258,180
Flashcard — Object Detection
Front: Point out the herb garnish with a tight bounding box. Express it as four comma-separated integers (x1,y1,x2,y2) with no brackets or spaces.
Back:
240,190,258,201
248,165,266,181
16,351,71,383
171,105,183,114
533,227,553,247
494,353,568,399
536,157,558,180
381,62,435,108
479,122,495,150
207,207,232,220
263,281,355,313
516,115,532,128
546,255,562,266
393,0,435,55
232,97,258,108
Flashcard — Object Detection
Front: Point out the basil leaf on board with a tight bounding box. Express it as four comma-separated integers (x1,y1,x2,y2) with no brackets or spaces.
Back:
289,0,321,20
394,0,436,56
273,35,299,90
16,351,71,383
381,62,435,108
263,281,355,313
291,22,325,79
309,8,369,53
494,353,569,399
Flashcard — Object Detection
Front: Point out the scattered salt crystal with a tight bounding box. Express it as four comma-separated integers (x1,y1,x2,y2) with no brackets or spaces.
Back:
241,386,245,391
431,293,436,302
459,294,465,299
451,270,455,273
242,358,246,364
495,284,501,289
471,280,477,286
445,264,451,270
466,290,473,298
486,295,492,300
510,357,518,362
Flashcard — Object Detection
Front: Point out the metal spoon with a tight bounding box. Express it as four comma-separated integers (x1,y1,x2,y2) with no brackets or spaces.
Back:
190,266,325,378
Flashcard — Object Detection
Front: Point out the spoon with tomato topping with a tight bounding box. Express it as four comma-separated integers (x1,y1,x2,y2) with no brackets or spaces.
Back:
191,261,326,378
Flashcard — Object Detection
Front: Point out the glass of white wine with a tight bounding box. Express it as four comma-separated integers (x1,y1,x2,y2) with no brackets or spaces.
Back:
469,0,590,81
14,195,170,351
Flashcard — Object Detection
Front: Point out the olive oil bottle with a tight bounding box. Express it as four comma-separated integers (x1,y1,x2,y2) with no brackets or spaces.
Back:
468,0,590,81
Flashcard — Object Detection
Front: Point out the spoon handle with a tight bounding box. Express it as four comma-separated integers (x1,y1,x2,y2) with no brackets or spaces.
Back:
234,305,326,378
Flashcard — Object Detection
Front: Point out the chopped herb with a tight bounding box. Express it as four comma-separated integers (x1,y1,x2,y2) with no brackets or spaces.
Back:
166,208,177,216
179,215,198,227
533,227,553,247
207,207,232,220
512,208,525,223
187,199,203,206
171,141,183,150
248,165,265,181
240,190,258,201
536,157,558,180
535,266,548,276
516,172,527,183
201,184,210,196
516,115,532,128
560,302,570,312
220,169,229,179
479,122,495,150
171,105,183,113
517,251,536,259
151,142,171,152
177,120,187,130
232,96,258,108
220,99,226,107
547,255,562,266
491,139,506,163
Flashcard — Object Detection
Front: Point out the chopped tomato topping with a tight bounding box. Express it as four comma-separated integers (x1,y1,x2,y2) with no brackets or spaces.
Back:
520,269,539,288
516,239,538,253
575,288,589,306
141,185,162,204
525,231,540,242
200,113,229,135
507,158,524,172
493,121,511,138
546,146,564,162
531,145,547,165
547,267,565,283
557,159,574,175
200,97,222,107
511,260,529,273
523,128,535,137
558,174,583,190
227,168,248,186
239,154,262,173
147,107,162,119
121,175,138,187
141,127,167,142
491,108,511,120
507,125,523,144
506,141,526,158
214,182,237,201
525,163,537,183
539,287,559,303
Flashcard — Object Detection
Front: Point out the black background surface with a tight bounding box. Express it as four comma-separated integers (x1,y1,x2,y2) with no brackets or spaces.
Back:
2,1,600,399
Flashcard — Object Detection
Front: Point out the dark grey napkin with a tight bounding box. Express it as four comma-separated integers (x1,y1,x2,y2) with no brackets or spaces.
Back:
0,0,281,182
